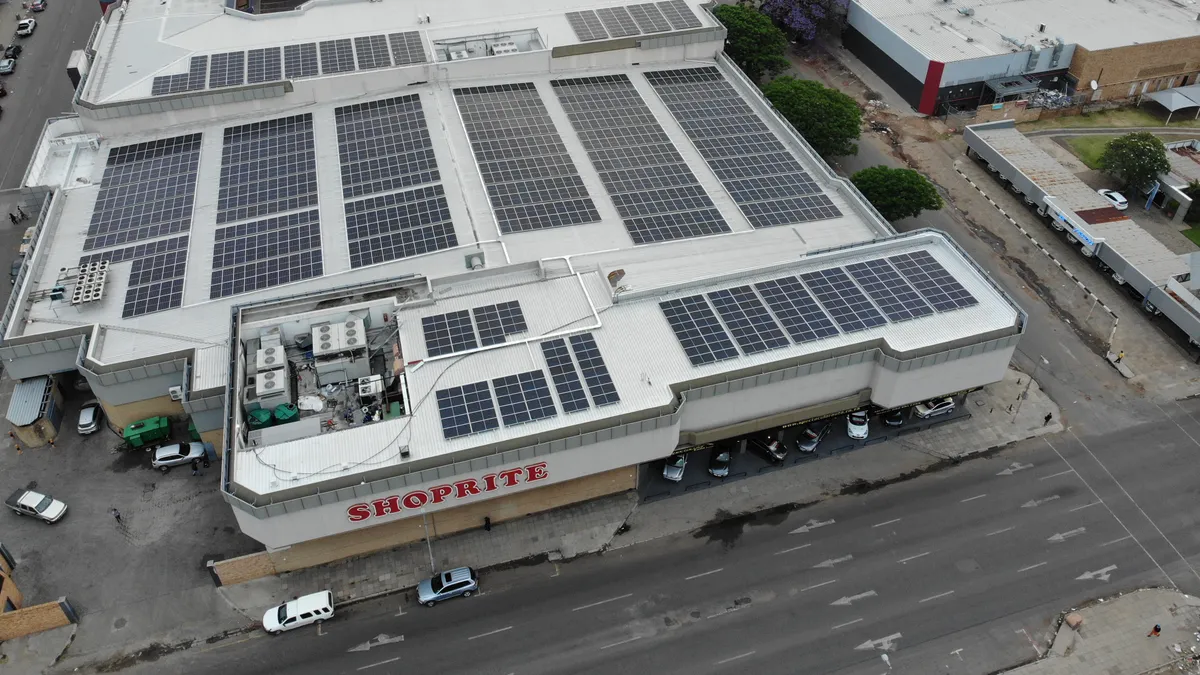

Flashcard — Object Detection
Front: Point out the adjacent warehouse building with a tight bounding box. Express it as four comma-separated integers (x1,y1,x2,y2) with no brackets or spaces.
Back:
846,0,1200,115
2,0,1025,569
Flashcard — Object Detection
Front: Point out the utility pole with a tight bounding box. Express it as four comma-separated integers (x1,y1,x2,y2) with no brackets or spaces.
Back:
420,507,436,574
1013,354,1048,422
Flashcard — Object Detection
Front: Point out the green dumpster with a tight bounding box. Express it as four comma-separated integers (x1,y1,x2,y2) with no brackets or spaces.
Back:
123,416,171,448
188,420,201,442
273,403,299,425
248,408,273,430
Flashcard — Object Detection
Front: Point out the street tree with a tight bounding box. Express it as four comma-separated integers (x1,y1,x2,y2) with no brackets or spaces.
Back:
760,0,849,42
712,4,789,83
850,165,944,222
762,76,861,157
1099,132,1169,193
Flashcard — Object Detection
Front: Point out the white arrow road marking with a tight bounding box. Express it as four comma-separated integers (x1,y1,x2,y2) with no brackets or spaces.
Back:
997,462,1034,476
831,590,877,606
1047,527,1086,543
1076,565,1117,582
348,634,405,653
1021,495,1060,508
790,518,835,534
855,633,902,652
813,555,853,569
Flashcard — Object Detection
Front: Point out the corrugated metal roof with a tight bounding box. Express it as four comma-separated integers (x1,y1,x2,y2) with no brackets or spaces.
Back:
6,376,49,426
192,345,230,393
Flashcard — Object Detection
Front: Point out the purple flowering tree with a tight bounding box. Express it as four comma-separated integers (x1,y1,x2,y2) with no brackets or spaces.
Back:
759,0,849,42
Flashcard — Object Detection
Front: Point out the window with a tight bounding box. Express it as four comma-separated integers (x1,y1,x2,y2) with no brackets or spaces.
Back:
299,612,313,620
1129,82,1139,97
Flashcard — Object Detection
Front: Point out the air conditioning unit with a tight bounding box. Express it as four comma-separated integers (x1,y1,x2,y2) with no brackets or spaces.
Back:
311,323,342,356
261,326,283,350
168,385,184,401
358,374,383,397
342,318,365,350
256,345,285,371
255,369,292,404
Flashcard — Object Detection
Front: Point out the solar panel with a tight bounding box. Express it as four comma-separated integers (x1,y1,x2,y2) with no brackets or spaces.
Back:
247,47,282,83
209,209,323,299
473,301,527,346
540,338,590,413
754,276,839,344
319,39,356,74
217,114,318,225
550,75,730,244
127,249,186,287
645,67,842,229
493,370,558,426
79,235,189,267
436,381,499,439
656,0,701,29
389,32,428,66
209,51,245,88
596,6,641,37
887,250,980,311
344,185,458,267
707,286,789,354
123,278,184,319
422,310,478,357
626,3,673,32
799,267,887,333
454,83,601,233
284,43,318,78
150,56,209,95
334,95,439,199
566,10,610,41
660,295,740,365
568,333,620,406
845,259,933,322
354,35,392,70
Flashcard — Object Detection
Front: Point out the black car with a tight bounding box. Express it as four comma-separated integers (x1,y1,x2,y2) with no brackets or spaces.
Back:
708,448,732,478
9,257,22,284
748,435,787,463
794,421,831,453
882,409,906,427
4,45,21,60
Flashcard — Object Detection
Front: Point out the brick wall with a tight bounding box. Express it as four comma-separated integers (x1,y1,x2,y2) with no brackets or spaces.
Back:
974,100,1044,124
0,568,22,609
101,395,184,430
0,598,74,640
211,551,278,586
1071,37,1200,102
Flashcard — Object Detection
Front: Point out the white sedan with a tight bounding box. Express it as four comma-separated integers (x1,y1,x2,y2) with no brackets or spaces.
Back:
1097,189,1128,211
847,410,869,440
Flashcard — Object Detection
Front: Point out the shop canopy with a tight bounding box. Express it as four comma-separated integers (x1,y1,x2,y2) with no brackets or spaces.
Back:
1142,87,1200,123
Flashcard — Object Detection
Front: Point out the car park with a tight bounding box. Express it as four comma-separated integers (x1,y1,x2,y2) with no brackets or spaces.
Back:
5,488,67,523
417,567,478,607
913,397,956,419
4,45,22,60
1096,188,1128,211
662,454,686,482
882,409,906,427
748,434,787,463
150,441,211,472
707,448,731,477
77,401,102,435
262,590,333,634
794,421,831,453
847,410,869,440
16,19,35,36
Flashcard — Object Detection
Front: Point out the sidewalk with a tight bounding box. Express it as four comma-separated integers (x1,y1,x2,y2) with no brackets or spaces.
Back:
1007,589,1200,675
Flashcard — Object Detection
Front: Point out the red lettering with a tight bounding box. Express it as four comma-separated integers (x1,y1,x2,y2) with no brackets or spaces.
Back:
429,484,453,504
453,478,482,499
525,462,548,482
371,495,402,518
498,468,523,487
402,490,430,509
482,473,499,491
347,503,372,522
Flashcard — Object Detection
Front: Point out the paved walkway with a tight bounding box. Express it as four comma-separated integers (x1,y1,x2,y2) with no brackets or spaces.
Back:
1009,588,1200,675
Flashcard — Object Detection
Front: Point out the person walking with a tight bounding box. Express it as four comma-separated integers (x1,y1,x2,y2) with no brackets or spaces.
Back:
1043,412,1053,426
8,213,17,226
1115,351,1125,364
111,508,122,524
17,205,27,220
191,458,200,476
1148,624,1161,637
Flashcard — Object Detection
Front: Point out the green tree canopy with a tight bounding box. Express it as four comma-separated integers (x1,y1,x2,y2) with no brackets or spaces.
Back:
850,165,943,222
1099,132,1169,193
712,4,789,83
761,77,861,157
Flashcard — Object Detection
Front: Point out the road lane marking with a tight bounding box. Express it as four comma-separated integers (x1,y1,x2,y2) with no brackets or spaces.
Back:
1069,501,1101,512
716,651,756,665
831,590,877,606
960,494,987,503
1022,496,1060,508
1040,469,1075,481
467,626,513,641
873,518,902,528
774,544,811,555
685,568,724,581
813,555,853,568
1101,535,1133,547
896,552,930,564
572,594,634,612
801,579,838,592
1047,527,1087,543
987,526,1015,537
358,657,401,671
919,591,955,603
707,607,744,619
600,636,642,650
1018,562,1047,573
831,618,863,630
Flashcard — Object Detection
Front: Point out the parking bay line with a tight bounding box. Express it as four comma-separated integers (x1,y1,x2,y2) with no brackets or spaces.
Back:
774,544,811,556
600,636,643,650
573,593,634,612
686,568,724,581
358,657,400,671
467,626,513,641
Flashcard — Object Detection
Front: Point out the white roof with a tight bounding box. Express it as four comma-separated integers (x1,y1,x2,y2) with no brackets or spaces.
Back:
853,0,1200,64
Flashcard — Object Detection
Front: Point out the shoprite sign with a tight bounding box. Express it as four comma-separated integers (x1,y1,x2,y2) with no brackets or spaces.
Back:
346,461,549,522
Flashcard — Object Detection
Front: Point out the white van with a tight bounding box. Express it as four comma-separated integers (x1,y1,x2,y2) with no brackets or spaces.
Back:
262,590,334,634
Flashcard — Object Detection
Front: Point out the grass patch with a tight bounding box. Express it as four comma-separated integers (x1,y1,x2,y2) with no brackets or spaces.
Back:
1063,135,1115,169
1183,227,1200,248
1018,106,1200,132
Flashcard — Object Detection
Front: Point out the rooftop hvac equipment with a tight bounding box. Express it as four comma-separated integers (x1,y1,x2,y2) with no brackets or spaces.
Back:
261,326,283,350
342,318,365,350
255,369,292,404
256,345,286,372
450,49,470,61
358,374,383,397
70,260,110,305
490,41,519,55
311,323,341,356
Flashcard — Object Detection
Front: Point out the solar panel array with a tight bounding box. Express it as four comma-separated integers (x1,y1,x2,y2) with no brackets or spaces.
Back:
150,56,208,96
217,114,318,225
645,67,842,228
247,47,283,84
660,251,982,365
389,32,428,66
319,39,356,74
284,43,319,78
569,333,621,406
566,0,700,42
493,370,557,426
209,51,246,88
421,301,528,356
540,338,591,413
551,75,730,244
454,83,601,233
355,35,391,70
335,96,459,268
474,301,528,346
209,209,324,298
436,381,499,439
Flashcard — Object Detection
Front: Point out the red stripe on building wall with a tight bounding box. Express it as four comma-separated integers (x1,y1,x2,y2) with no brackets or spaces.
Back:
918,61,945,115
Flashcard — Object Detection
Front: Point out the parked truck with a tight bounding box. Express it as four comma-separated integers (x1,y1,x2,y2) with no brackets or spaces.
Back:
5,488,67,523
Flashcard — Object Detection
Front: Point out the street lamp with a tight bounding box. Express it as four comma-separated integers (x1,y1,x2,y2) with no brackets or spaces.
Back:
1013,354,1048,422
420,507,435,575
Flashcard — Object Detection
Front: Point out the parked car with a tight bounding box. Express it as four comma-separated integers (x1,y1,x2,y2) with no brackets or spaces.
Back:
9,258,22,284
708,448,731,478
262,590,333,634
4,45,22,60
795,421,831,453
77,400,102,435
748,434,787,463
0,59,16,75
5,488,67,523
16,19,35,37
882,409,906,427
19,226,33,256
662,454,686,482
30,0,47,11
150,441,211,472
417,567,478,607
847,411,869,440
1097,189,1128,211
914,397,956,419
